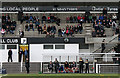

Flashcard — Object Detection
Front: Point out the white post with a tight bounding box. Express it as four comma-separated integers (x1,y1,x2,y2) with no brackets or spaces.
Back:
21,55,23,72
96,64,98,74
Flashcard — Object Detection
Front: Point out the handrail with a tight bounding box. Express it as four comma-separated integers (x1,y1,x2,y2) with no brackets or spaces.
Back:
92,35,118,53
21,54,23,72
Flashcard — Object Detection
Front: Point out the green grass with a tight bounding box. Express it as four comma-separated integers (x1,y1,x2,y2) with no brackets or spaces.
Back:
1,74,120,78
4,74,120,76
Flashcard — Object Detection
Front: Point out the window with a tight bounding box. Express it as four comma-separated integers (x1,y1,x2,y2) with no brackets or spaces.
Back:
44,45,53,49
79,44,89,49
55,45,65,49
0,45,5,49
7,45,17,49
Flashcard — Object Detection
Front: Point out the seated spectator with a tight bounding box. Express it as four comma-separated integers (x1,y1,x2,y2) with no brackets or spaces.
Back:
29,14,33,21
48,61,53,73
28,22,34,31
73,14,78,23
50,14,54,23
58,28,62,37
38,25,43,34
42,14,46,24
19,30,24,38
62,28,65,37
70,26,74,36
59,65,64,73
25,24,29,31
66,17,70,23
77,24,83,34
99,14,104,21
51,25,56,34
64,61,69,73
115,27,119,34
24,14,29,23
72,61,76,73
35,19,40,28
1,28,5,36
109,19,112,27
74,25,78,34
66,27,70,37
106,19,110,28
43,25,47,34
77,15,81,23
70,16,73,23
92,29,96,37
47,25,51,33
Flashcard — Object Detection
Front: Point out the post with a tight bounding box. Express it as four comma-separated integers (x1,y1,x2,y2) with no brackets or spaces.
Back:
21,55,23,72
96,64,98,73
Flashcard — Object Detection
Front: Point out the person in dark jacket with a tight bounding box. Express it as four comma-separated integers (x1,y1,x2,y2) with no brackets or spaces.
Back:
79,57,84,73
54,58,59,73
101,39,105,53
85,59,89,73
20,30,24,38
38,25,43,34
25,58,30,74
48,61,53,73
19,48,23,62
64,61,69,73
8,49,13,62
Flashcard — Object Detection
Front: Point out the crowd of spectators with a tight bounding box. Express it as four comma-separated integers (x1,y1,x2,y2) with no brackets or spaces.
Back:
1,14,17,36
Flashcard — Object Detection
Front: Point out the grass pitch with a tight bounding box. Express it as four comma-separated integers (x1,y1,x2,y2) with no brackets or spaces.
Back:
1,74,120,78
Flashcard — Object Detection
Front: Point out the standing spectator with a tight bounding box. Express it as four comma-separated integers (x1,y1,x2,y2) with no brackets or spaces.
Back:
112,14,117,22
48,61,53,73
101,39,105,53
25,58,30,74
79,57,84,73
54,58,59,73
19,48,23,62
24,49,28,60
85,59,89,73
38,25,43,34
112,21,117,31
8,49,13,62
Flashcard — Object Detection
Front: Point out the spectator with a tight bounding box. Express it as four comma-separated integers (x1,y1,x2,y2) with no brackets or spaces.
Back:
101,39,105,53
19,48,23,62
1,28,5,37
25,24,29,31
50,14,54,23
24,49,28,60
112,21,117,31
48,61,53,73
51,25,56,34
54,58,59,73
79,57,84,73
77,24,83,34
62,28,65,37
92,29,96,37
8,49,13,62
25,58,30,74
35,19,40,28
58,28,62,37
70,16,73,23
19,30,24,38
38,25,43,34
72,61,76,73
85,59,89,73
66,27,70,37
112,14,117,22
28,22,34,31
42,14,46,24
43,25,47,34
64,61,69,73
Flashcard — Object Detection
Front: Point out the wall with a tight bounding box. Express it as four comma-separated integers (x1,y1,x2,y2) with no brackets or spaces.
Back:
0,44,18,62
30,44,79,62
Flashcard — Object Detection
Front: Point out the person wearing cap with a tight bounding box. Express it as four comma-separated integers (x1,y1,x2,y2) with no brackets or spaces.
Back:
85,59,89,73
79,57,84,73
